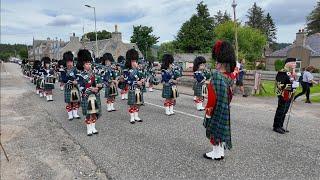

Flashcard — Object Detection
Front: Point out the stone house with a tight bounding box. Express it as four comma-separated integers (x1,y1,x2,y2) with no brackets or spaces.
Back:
266,30,320,72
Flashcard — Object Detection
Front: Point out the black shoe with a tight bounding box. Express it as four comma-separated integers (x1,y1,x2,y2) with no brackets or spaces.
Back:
273,127,285,134
280,127,289,133
130,121,135,124
203,153,213,160
136,119,143,122
243,95,248,97
305,100,312,104
214,156,224,161
87,133,92,136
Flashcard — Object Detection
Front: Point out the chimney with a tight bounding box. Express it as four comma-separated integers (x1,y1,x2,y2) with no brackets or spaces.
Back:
70,33,79,42
111,24,122,42
295,29,306,47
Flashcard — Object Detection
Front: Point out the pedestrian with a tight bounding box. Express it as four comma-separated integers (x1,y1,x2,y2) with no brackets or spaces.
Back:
203,40,236,160
294,65,318,103
235,59,247,97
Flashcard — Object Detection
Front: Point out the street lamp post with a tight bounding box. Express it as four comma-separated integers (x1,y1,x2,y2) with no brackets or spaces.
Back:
85,4,98,58
232,0,238,62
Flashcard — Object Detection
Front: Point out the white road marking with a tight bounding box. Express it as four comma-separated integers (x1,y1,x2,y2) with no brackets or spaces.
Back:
144,101,203,119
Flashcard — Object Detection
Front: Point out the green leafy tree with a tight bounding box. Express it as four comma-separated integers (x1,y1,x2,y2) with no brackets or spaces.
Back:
306,1,320,35
130,25,159,58
18,48,28,59
264,13,277,44
246,3,265,31
175,1,215,53
214,21,267,69
82,30,111,41
0,44,28,61
214,10,231,26
157,41,178,61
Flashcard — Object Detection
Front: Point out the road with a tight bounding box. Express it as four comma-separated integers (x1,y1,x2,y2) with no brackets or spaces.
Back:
1,63,320,179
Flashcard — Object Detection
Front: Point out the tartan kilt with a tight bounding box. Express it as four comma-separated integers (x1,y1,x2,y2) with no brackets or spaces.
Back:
64,86,80,103
118,81,126,90
44,83,55,90
162,84,179,99
33,77,37,85
193,82,204,97
127,89,144,105
104,84,118,98
142,84,147,92
81,93,102,118
36,79,41,89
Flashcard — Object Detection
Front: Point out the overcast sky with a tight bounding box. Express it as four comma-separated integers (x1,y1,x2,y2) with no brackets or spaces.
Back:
1,0,317,45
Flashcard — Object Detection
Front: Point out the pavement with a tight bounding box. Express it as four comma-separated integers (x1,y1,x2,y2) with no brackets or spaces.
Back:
1,63,320,180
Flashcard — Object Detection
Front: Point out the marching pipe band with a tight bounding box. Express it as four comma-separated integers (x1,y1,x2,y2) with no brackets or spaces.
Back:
19,43,249,162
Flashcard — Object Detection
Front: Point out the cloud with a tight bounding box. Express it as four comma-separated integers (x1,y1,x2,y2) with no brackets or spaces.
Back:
1,0,317,45
265,0,315,25
42,9,59,17
1,25,32,35
97,8,146,23
47,15,79,26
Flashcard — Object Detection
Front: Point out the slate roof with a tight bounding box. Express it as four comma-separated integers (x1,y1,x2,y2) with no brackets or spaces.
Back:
268,33,320,57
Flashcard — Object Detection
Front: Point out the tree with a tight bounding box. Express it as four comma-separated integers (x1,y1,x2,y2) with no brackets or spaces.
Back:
82,30,111,41
18,48,28,59
0,43,28,61
306,1,320,35
157,41,178,61
175,1,215,53
264,13,277,44
130,25,159,58
246,3,265,31
214,10,231,26
214,21,267,69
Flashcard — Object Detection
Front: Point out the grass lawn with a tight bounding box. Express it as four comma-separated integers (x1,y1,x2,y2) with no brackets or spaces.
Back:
255,80,320,103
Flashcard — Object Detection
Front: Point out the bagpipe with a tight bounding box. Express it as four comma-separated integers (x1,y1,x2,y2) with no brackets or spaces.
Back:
172,64,182,80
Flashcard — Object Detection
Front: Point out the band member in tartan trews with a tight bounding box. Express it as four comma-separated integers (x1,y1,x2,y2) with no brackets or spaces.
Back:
41,57,55,101
101,53,119,112
203,40,236,161
161,54,180,116
117,56,129,100
76,49,103,136
273,58,298,134
60,51,81,120
124,49,144,124
193,56,210,111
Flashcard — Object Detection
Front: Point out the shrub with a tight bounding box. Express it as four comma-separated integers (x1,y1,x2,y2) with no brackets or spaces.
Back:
274,59,285,71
